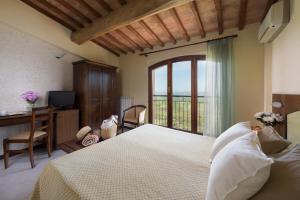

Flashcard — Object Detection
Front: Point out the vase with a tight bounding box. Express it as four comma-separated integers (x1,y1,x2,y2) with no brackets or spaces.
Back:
26,103,35,111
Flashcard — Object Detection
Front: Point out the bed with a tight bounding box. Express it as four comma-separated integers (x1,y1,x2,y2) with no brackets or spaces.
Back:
31,124,216,200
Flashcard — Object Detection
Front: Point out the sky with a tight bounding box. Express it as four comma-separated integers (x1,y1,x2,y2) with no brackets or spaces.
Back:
153,60,206,96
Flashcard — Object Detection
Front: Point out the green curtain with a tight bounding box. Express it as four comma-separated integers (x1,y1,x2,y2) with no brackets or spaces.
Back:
204,38,235,137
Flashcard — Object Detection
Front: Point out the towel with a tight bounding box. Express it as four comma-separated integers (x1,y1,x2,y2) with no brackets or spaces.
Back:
82,134,99,147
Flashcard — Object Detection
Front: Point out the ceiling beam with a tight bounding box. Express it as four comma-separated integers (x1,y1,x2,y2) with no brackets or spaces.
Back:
106,33,135,53
170,8,190,41
92,39,120,57
140,20,165,47
116,29,144,52
56,0,92,24
261,0,277,22
71,0,193,44
39,0,85,28
155,14,177,44
76,0,102,18
126,25,154,49
96,0,113,12
118,0,127,6
190,1,205,38
238,0,248,30
214,0,223,34
21,0,77,31
99,37,127,54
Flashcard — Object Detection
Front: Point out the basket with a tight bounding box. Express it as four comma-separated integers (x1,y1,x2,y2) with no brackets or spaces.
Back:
101,124,118,140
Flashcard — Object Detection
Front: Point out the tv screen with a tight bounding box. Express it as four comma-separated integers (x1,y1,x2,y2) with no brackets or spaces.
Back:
48,91,75,108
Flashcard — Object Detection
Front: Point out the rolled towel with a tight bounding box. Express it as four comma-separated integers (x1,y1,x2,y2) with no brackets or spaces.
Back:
82,134,99,147
76,126,92,141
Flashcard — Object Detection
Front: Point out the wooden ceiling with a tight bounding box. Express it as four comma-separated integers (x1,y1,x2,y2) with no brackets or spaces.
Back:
21,0,273,57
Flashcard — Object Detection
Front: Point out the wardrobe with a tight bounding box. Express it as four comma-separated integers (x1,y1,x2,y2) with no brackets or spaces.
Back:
73,60,117,129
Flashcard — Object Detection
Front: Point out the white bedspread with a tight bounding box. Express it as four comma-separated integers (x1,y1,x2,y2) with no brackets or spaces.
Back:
31,124,215,200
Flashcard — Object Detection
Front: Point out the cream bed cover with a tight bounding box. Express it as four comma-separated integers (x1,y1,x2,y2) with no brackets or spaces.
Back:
31,124,216,200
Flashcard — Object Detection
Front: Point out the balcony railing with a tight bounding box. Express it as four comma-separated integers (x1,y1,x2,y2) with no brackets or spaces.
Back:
152,95,205,133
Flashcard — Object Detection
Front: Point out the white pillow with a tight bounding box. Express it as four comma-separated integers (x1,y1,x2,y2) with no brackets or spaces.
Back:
210,122,251,161
206,132,273,200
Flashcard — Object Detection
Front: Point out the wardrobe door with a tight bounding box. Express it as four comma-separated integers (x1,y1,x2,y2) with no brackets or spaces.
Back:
88,67,102,128
101,69,115,120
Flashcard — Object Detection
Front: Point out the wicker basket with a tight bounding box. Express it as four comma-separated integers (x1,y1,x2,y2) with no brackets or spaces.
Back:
101,124,118,140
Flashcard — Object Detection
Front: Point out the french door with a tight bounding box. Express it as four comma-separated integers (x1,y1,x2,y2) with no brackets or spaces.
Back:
149,55,206,134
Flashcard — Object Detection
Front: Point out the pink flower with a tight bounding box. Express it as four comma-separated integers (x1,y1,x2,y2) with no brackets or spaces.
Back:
21,91,39,104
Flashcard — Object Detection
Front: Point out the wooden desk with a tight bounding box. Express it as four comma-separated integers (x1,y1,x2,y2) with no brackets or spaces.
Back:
0,112,33,127
0,110,79,147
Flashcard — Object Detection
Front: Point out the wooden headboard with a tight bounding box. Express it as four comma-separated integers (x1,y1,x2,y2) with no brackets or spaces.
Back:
273,94,300,138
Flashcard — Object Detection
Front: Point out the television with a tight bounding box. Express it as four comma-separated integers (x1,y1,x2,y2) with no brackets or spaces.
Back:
48,91,75,109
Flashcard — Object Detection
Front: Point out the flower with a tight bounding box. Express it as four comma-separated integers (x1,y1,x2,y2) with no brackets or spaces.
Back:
254,112,264,119
262,116,274,123
254,111,283,127
21,91,39,104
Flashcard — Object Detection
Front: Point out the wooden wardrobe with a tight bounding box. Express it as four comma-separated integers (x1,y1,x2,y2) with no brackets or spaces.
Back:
73,60,117,129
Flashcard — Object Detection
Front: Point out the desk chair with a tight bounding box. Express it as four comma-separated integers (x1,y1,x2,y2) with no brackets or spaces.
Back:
3,106,53,169
121,105,146,132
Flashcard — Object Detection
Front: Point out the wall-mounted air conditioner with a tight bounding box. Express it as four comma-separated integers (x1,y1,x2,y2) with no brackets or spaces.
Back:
258,0,290,43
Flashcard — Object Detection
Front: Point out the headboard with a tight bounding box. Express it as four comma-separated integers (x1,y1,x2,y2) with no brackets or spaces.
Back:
272,94,300,140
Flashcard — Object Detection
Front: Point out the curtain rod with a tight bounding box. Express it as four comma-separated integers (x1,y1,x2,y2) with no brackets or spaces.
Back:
139,34,238,56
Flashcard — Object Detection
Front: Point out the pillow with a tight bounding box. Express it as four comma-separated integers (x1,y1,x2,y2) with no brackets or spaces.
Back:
257,126,291,155
206,132,273,200
210,122,251,161
250,144,300,200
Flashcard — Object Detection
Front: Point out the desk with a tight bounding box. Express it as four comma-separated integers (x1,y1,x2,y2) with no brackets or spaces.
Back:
0,110,79,147
0,112,33,127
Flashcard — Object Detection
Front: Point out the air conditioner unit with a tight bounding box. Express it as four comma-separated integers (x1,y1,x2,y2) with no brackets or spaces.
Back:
258,0,290,43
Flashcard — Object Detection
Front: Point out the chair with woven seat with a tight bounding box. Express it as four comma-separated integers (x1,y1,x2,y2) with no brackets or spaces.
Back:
121,105,146,132
3,106,53,169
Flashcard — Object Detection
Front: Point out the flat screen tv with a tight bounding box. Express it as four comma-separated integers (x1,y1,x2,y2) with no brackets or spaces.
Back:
48,91,75,109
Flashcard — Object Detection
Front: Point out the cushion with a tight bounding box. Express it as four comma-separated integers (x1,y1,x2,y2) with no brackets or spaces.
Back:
76,126,92,141
206,132,273,200
210,122,251,161
250,144,300,200
257,126,291,155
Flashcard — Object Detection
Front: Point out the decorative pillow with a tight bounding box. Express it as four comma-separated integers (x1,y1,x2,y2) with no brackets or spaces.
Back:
257,126,291,155
250,144,300,200
206,132,273,200
76,126,92,141
210,122,251,161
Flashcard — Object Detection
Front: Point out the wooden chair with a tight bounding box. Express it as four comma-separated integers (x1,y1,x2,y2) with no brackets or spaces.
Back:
3,106,53,169
121,105,146,132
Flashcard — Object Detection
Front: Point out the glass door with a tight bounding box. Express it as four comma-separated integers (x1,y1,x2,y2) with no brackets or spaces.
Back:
149,55,206,134
172,61,192,131
151,65,168,127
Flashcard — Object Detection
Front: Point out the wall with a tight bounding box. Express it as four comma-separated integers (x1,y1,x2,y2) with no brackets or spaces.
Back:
0,22,81,154
119,23,265,125
0,0,119,66
269,0,300,94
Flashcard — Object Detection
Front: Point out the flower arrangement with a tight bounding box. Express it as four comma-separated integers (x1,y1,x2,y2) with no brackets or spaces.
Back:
254,112,283,127
21,91,39,106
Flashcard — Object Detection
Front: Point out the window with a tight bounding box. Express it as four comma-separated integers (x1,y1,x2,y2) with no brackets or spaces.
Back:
149,55,206,134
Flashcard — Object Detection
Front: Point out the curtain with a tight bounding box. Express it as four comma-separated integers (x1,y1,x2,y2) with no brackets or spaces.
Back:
204,38,234,137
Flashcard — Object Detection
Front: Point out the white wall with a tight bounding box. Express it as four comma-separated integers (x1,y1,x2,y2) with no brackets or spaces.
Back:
271,0,300,94
0,0,119,66
120,24,265,125
0,22,81,154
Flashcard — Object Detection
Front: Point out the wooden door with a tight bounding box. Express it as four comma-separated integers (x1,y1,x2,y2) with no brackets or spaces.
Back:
101,69,115,120
88,67,102,128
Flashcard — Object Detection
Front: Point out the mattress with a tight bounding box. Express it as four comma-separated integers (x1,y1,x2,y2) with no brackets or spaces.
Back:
31,124,216,200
